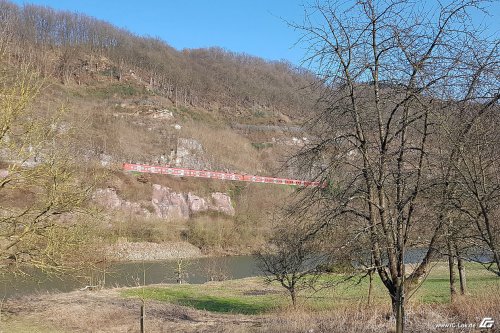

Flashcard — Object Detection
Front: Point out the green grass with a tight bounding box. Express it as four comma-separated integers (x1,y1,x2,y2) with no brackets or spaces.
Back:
122,280,281,314
86,83,145,98
251,142,273,150
409,263,500,304
0,320,63,333
172,106,216,123
122,262,499,315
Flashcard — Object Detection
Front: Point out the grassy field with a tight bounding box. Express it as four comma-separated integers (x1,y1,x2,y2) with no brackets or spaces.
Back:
2,262,498,333
122,262,500,315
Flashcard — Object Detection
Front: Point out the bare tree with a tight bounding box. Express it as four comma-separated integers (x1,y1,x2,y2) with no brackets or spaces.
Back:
174,258,190,284
256,221,328,307
450,112,500,276
289,1,499,332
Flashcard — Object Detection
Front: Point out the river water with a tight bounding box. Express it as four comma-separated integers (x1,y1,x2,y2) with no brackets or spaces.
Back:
1,255,260,299
1,248,491,299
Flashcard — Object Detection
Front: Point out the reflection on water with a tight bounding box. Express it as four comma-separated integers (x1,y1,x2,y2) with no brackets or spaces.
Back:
1,255,260,299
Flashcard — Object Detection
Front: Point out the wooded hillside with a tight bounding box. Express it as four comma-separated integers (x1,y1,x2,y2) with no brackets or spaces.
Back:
0,0,318,116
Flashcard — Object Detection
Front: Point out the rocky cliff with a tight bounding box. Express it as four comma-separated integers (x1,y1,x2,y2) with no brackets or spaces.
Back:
93,184,234,221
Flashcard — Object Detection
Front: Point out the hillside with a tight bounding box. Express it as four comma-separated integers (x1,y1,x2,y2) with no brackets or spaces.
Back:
0,0,319,119
0,0,318,258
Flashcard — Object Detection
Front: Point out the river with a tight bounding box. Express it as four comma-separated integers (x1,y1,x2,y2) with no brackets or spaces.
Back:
1,255,260,299
1,248,491,299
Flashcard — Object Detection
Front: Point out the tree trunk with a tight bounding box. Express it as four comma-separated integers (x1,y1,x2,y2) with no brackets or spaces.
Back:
368,267,374,306
394,278,405,333
176,259,183,284
140,301,145,333
447,238,457,302
290,288,297,308
492,249,500,276
456,248,466,295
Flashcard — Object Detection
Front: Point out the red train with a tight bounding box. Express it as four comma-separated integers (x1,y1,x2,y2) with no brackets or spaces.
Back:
122,163,324,188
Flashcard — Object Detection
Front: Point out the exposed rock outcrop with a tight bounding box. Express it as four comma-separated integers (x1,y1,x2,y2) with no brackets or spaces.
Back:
187,192,209,213
93,188,150,217
0,169,8,178
175,138,211,169
151,184,190,220
151,184,234,218
94,185,235,221
210,192,235,216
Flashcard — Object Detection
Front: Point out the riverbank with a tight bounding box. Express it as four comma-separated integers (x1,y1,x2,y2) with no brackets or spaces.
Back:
106,241,203,261
105,240,260,262
1,263,498,332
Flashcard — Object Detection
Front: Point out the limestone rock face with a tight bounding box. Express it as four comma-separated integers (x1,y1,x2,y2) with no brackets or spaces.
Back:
0,169,9,178
93,188,122,209
94,185,235,221
187,192,209,213
151,185,234,219
175,138,210,170
210,192,235,216
99,153,113,167
93,188,150,217
151,184,190,220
